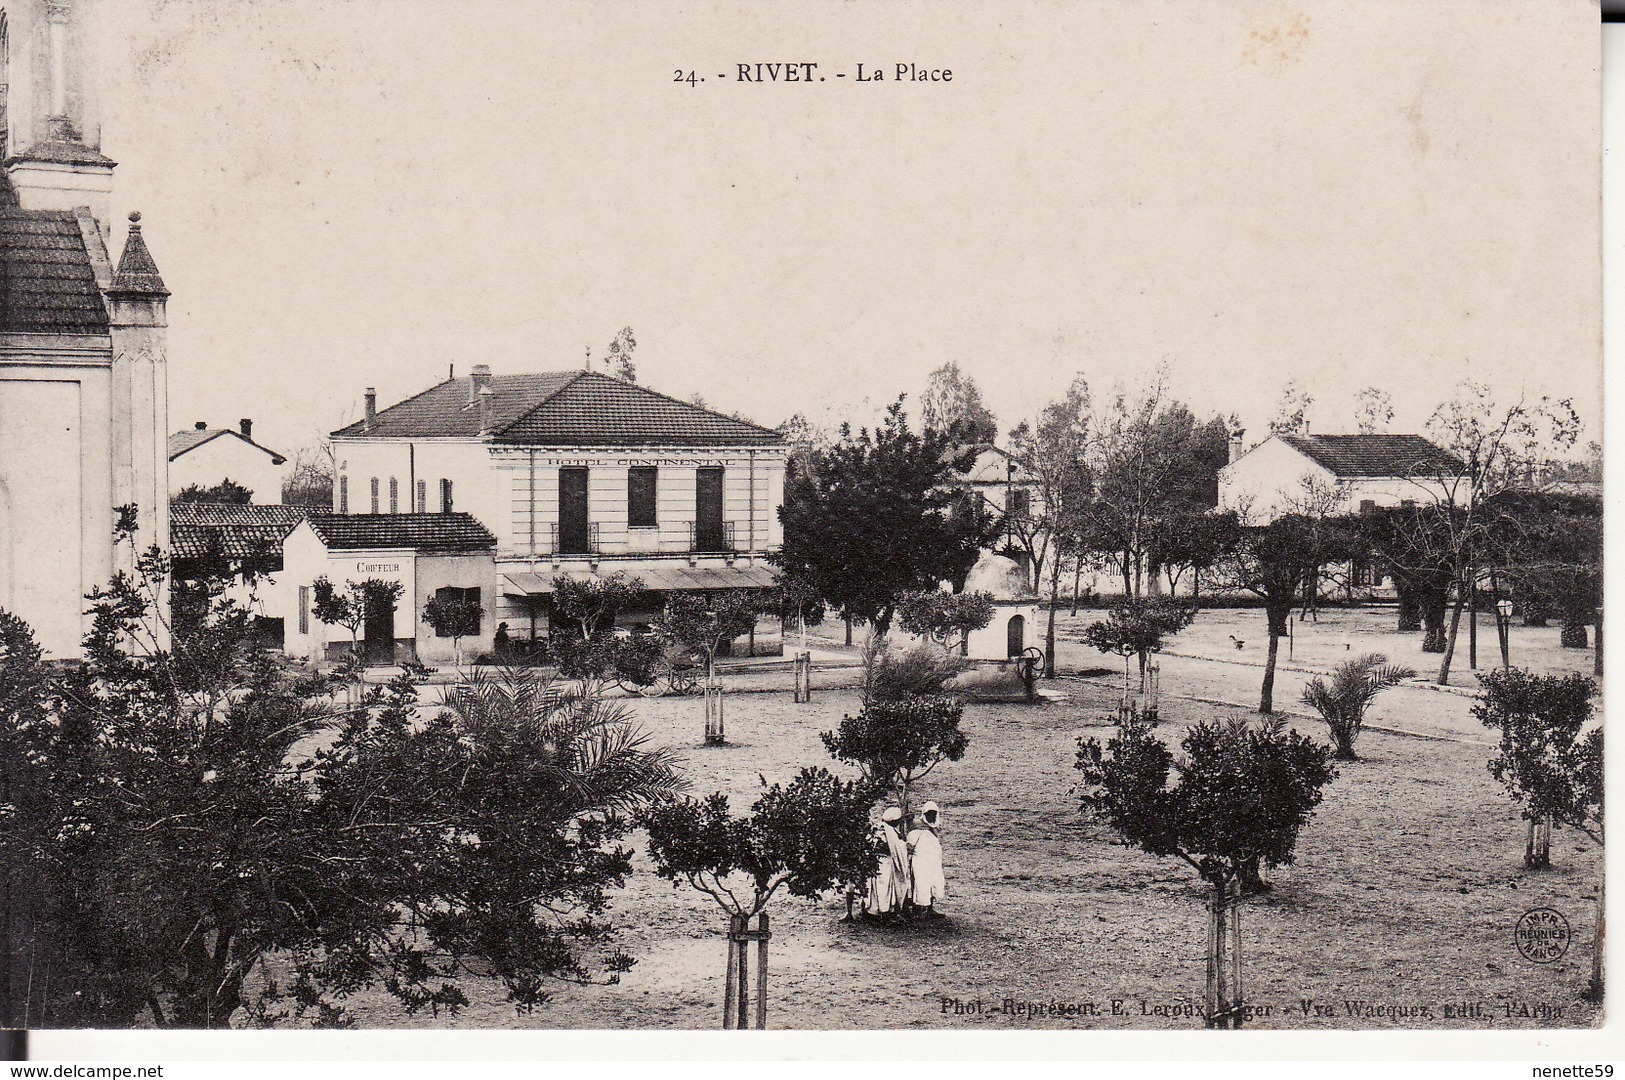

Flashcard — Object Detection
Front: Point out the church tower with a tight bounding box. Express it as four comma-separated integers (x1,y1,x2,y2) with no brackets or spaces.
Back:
0,0,168,657
0,0,115,223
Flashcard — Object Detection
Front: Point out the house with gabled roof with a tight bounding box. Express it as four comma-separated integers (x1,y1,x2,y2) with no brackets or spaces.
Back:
168,419,289,504
1218,432,1466,524
316,364,785,650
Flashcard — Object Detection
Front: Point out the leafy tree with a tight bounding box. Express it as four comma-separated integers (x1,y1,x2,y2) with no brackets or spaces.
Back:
1078,382,1228,599
1008,375,1095,674
1474,668,1605,998
1081,597,1196,689
1267,379,1313,436
822,696,968,817
1354,387,1394,434
774,397,993,634
174,478,253,504
919,361,998,444
1473,669,1601,868
1299,653,1416,760
1355,505,1456,650
423,590,483,666
1414,381,1581,684
311,576,404,690
1217,515,1354,713
656,589,765,682
897,589,995,656
552,572,646,640
1148,510,1241,602
604,326,637,383
641,769,878,1027
1076,714,1336,1027
0,542,687,1028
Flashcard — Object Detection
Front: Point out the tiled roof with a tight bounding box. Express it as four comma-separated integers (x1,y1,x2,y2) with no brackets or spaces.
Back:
305,512,497,553
332,370,782,447
0,209,108,333
169,502,308,560
109,215,167,296
167,427,288,464
1277,434,1464,478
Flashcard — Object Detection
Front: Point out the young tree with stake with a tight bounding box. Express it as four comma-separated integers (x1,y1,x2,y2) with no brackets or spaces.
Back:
422,590,483,666
822,696,969,818
1076,714,1336,1027
641,770,878,1028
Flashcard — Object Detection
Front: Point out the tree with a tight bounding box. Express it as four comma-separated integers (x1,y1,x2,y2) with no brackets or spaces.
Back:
1147,510,1241,602
1474,668,1604,997
1081,597,1197,689
774,397,993,634
174,478,253,504
641,769,878,1028
281,443,335,508
1354,387,1394,434
919,361,998,444
553,572,646,641
897,589,995,656
1218,515,1353,713
604,326,637,383
1076,714,1336,1027
822,696,968,817
1473,669,1601,869
1079,383,1228,599
423,590,483,666
655,589,765,682
1267,379,1313,436
1007,374,1094,675
3,531,687,1027
1415,381,1581,684
1299,654,1416,760
1357,505,1456,650
312,576,403,659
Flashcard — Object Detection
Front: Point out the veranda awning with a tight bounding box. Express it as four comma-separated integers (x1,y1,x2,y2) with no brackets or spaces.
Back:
500,564,778,596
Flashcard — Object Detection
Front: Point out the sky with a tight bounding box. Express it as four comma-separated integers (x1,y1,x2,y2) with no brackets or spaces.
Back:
86,0,1601,459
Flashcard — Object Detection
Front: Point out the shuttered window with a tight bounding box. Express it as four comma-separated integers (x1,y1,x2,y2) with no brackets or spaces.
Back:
628,466,658,528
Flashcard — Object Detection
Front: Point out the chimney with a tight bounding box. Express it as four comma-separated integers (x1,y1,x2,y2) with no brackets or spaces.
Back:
1228,427,1246,465
477,385,496,435
194,420,207,431
1302,419,1311,436
468,363,493,404
239,418,253,439
363,388,377,433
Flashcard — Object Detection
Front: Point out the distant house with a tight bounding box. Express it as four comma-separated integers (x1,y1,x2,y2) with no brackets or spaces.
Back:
280,512,498,665
168,420,289,504
322,364,785,650
943,444,1044,584
1218,433,1465,523
168,501,310,643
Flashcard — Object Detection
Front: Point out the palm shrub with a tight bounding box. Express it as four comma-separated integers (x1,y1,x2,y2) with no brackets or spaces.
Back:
1299,653,1416,760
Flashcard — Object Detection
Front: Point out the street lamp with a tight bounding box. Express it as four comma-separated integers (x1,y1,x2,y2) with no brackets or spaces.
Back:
1495,598,1513,671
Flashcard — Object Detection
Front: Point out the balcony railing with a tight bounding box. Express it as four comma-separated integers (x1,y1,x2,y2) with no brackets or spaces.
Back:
547,521,600,556
687,520,736,554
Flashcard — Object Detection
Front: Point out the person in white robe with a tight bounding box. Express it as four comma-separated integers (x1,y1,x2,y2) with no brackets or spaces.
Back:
907,802,947,916
864,807,911,918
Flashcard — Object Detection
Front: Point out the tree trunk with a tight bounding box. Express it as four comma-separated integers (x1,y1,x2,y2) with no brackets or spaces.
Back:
755,913,770,1030
1590,878,1605,1002
1261,628,1280,714
1436,579,1466,684
1467,564,1477,670
845,616,852,647
1071,561,1084,615
1397,584,1421,632
1562,624,1589,649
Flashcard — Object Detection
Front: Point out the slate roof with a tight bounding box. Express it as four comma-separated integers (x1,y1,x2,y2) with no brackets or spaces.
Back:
167,427,288,464
304,512,497,553
0,209,108,334
168,502,309,560
1277,434,1463,478
332,370,782,447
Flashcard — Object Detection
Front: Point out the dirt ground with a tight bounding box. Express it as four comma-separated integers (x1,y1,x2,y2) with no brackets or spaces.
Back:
327,628,1603,1032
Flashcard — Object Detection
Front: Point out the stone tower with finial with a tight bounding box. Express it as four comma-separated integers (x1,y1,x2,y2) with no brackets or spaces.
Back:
0,0,170,657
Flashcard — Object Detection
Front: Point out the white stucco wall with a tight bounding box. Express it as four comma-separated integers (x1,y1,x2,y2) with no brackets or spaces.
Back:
170,433,287,504
1217,437,1458,523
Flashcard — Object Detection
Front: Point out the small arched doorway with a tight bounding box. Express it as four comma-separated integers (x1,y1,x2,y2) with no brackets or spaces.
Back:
1006,613,1025,658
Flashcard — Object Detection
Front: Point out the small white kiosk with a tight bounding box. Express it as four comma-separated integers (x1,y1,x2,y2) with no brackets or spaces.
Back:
960,551,1040,661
